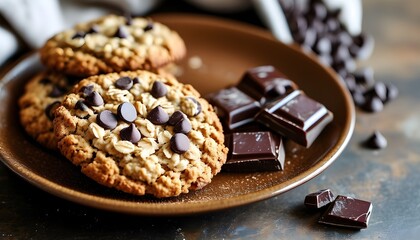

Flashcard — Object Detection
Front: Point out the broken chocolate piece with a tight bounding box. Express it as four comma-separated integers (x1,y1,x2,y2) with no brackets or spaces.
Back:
256,90,333,148
237,65,297,104
222,131,285,172
207,87,260,129
304,189,335,209
363,131,387,149
318,195,373,229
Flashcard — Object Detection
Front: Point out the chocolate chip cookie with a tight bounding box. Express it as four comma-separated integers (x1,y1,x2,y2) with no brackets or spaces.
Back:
53,70,227,198
18,71,80,149
40,15,186,77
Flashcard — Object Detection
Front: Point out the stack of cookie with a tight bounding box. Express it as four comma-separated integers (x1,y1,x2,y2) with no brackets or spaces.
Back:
18,15,228,198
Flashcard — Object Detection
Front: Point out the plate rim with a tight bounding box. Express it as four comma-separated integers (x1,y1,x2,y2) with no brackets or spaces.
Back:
0,14,355,216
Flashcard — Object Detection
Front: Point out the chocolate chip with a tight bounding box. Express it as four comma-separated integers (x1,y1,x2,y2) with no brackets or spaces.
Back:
132,77,140,84
174,119,192,134
349,34,375,60
117,102,137,122
120,123,141,143
183,97,202,116
314,36,331,54
168,111,187,126
150,81,167,98
364,82,387,102
72,31,85,39
147,106,169,125
45,101,61,120
75,100,89,111
49,85,66,98
144,22,154,31
353,67,375,87
97,110,118,130
85,91,104,107
115,77,133,90
352,91,366,107
309,2,328,21
80,84,94,97
170,133,190,154
385,83,398,103
361,96,383,113
114,25,129,38
363,131,387,149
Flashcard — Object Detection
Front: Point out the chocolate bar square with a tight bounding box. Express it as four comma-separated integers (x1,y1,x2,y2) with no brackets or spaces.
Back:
237,65,298,104
256,90,333,147
222,131,285,172
304,189,335,209
318,195,373,229
207,87,260,129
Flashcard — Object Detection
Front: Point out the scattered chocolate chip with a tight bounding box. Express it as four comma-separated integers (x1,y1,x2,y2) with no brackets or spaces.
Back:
168,111,187,126
114,25,129,38
361,96,383,113
349,34,375,60
174,119,192,134
45,101,61,120
170,133,190,154
120,123,141,143
318,195,372,229
314,36,332,54
304,189,335,209
117,102,137,123
49,85,66,98
363,131,387,149
80,84,94,97
115,76,133,90
150,81,168,98
364,82,387,102
72,31,85,39
351,91,366,107
144,21,154,31
147,106,169,125
97,110,118,130
75,100,89,111
385,83,398,103
85,91,104,107
353,67,375,87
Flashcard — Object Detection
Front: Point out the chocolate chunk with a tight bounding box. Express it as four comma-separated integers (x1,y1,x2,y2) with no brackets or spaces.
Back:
49,85,66,97
114,25,129,38
85,91,104,107
181,97,202,117
45,101,61,120
80,84,94,97
256,90,333,148
72,31,85,39
173,118,192,134
168,111,187,126
115,76,133,90
147,106,169,125
304,189,335,209
75,100,89,111
222,131,285,172
150,81,167,98
207,87,260,129
97,110,118,130
363,131,387,149
318,195,373,229
237,65,297,104
361,96,383,113
117,102,137,123
170,133,190,154
120,123,141,143
144,21,154,31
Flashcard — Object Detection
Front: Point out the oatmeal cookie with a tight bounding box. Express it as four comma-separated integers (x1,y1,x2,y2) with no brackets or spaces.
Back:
40,15,186,77
53,70,227,198
18,71,80,149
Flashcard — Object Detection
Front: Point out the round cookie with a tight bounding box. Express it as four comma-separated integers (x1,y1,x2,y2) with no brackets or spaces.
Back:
53,70,227,198
40,15,186,77
18,71,80,149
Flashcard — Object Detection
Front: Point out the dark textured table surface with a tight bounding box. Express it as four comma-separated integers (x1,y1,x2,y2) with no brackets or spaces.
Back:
1,1,420,239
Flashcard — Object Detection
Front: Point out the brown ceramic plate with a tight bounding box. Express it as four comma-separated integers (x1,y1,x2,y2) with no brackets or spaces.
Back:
0,14,354,216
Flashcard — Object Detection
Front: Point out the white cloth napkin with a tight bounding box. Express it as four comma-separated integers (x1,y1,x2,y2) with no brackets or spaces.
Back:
0,0,161,66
